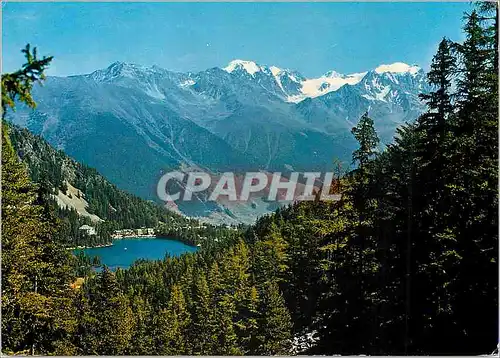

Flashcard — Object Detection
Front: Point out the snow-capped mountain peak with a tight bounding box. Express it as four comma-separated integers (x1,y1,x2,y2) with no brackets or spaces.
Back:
224,59,262,75
375,62,421,75
84,59,427,107
219,59,425,103
269,66,282,76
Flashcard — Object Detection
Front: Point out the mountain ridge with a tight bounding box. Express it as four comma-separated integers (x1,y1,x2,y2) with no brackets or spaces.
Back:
8,58,431,223
74,58,425,103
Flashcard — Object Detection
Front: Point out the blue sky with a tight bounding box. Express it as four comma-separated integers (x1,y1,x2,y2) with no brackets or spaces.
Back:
3,2,471,78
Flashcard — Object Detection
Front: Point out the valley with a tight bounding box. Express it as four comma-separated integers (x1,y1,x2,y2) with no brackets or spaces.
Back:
8,59,430,223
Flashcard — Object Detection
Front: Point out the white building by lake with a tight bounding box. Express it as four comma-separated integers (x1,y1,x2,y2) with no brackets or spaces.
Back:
79,224,97,236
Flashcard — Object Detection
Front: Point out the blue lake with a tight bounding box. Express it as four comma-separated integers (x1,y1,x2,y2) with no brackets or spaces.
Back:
75,237,198,270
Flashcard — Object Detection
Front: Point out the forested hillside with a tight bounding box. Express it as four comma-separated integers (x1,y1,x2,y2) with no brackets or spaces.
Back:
9,122,180,226
1,4,498,356
5,121,206,247
247,5,498,353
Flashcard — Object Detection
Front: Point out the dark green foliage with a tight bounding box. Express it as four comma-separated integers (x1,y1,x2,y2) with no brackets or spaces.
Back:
255,281,292,355
351,111,379,167
2,95,76,355
246,6,498,354
1,44,78,356
67,235,292,355
75,268,134,354
242,6,497,354
73,251,101,277
1,44,53,117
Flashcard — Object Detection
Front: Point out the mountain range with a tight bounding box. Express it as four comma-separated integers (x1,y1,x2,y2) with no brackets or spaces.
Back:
8,59,431,223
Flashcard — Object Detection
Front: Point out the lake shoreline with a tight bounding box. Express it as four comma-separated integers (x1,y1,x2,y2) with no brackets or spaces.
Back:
67,235,198,250
66,243,113,250
111,234,157,239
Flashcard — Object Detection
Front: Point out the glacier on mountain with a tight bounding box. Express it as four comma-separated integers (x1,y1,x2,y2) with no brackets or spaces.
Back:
220,59,423,104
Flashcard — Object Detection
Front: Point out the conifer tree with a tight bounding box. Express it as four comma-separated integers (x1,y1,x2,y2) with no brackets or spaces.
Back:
238,285,261,354
190,274,216,355
410,36,460,351
2,45,77,355
77,268,134,355
129,296,154,355
256,281,292,355
2,44,53,118
351,112,379,168
446,8,499,352
417,37,456,151
252,222,289,284
155,284,191,354
214,294,242,355
347,112,380,337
